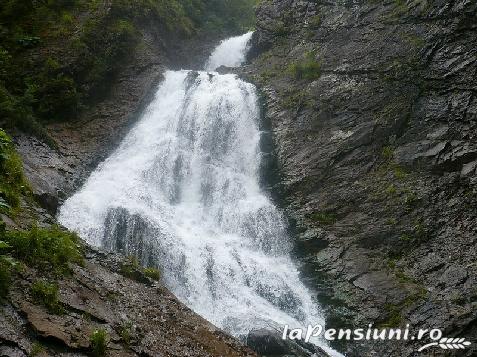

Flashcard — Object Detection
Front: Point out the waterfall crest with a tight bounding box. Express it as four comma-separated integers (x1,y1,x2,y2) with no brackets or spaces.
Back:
59,33,336,354
206,31,253,70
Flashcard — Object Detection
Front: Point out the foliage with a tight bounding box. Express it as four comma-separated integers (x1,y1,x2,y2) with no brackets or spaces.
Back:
120,321,133,345
381,146,394,161
0,0,257,138
0,129,28,214
2,225,83,275
119,256,141,280
180,0,257,35
0,255,13,299
30,342,45,357
120,256,161,282
90,328,109,357
30,280,64,314
288,51,322,81
143,267,160,281
0,220,14,299
309,211,337,225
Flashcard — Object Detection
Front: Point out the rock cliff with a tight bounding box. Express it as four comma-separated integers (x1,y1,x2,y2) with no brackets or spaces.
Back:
243,0,476,355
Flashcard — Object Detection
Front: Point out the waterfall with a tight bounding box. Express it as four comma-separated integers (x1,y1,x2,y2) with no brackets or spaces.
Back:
206,31,253,70
59,34,337,355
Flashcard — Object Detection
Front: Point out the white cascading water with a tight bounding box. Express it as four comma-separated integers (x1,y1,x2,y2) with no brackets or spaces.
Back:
206,31,253,70
59,32,338,355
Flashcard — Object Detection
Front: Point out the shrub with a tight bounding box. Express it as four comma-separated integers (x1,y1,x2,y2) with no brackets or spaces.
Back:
120,321,133,345
288,51,322,81
30,342,45,357
30,280,64,314
308,15,322,28
0,129,28,213
35,74,80,120
90,328,109,357
119,256,141,280
382,146,394,161
0,255,13,299
143,267,160,281
0,0,257,137
3,225,83,275
309,212,337,225
0,221,13,298
120,257,161,282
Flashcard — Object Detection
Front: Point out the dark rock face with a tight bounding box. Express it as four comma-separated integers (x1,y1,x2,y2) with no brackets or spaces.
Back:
243,0,477,356
247,329,291,355
103,207,160,266
246,328,329,357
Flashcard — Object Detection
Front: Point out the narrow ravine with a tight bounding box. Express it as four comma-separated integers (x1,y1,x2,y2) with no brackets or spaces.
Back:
59,33,336,355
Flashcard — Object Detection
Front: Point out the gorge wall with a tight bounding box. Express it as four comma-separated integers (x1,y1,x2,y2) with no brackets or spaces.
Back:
243,0,476,355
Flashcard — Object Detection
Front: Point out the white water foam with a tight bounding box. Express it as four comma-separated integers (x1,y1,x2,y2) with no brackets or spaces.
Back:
206,31,253,71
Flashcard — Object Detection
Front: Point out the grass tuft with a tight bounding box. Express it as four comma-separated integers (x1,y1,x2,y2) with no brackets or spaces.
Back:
30,280,64,314
3,225,83,276
90,328,109,357
288,51,322,81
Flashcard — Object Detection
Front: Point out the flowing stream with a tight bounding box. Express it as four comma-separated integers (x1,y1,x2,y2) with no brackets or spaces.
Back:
59,32,336,355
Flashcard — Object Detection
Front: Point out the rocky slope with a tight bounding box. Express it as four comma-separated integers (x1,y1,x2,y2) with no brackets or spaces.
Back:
243,0,476,355
1,245,256,357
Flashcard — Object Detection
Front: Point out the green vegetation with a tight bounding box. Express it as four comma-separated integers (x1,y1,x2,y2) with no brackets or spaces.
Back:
120,321,133,345
381,303,403,327
119,256,142,280
381,146,394,161
0,222,19,300
385,183,398,196
391,0,409,17
0,0,257,139
308,15,322,28
1,225,83,276
399,220,428,245
120,256,161,282
30,342,45,357
403,191,418,210
143,267,161,281
379,289,427,328
90,328,109,357
309,211,337,226
0,254,14,299
282,91,307,109
0,129,28,214
30,280,64,314
288,51,322,81
271,21,289,37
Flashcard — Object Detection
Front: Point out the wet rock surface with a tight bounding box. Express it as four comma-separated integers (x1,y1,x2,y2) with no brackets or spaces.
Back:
242,0,477,356
1,246,256,357
246,328,328,357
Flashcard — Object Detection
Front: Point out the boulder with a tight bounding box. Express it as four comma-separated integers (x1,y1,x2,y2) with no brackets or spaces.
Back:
246,328,329,357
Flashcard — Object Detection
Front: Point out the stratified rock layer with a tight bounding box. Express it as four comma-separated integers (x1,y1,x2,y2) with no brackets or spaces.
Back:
244,0,476,355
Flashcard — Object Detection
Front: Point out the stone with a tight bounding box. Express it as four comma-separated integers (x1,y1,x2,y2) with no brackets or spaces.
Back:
246,328,328,357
